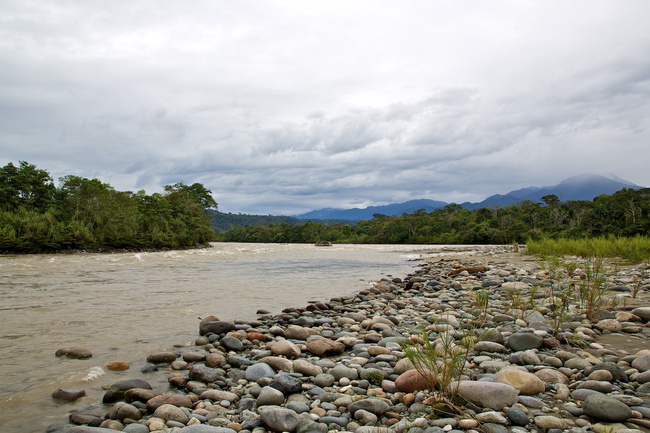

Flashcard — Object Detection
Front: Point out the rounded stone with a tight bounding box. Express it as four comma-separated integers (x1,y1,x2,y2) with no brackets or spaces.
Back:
506,407,529,426
153,403,190,424
292,359,323,376
269,373,302,394
583,394,632,422
457,381,519,411
495,369,545,395
52,387,86,401
109,401,142,421
256,386,285,406
259,406,300,432
535,368,569,385
507,333,543,351
245,363,275,381
270,339,301,358
394,369,429,392
146,351,177,363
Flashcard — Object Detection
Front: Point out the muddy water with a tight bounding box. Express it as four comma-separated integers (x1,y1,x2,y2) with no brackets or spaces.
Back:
0,242,471,432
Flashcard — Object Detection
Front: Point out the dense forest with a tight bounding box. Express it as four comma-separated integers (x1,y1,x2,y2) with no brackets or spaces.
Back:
3,161,649,253
219,188,650,244
0,161,217,253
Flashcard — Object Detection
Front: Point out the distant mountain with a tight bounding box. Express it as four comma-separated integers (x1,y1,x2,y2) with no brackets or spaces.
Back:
295,199,449,220
463,173,643,209
295,174,645,220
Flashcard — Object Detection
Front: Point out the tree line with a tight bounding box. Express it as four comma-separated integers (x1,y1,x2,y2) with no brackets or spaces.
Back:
218,188,650,244
0,161,217,253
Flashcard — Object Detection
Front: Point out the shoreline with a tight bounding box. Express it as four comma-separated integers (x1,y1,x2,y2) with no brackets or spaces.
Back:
48,247,650,433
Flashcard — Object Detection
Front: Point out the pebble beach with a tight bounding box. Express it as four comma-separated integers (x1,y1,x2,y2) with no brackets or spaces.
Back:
47,246,650,433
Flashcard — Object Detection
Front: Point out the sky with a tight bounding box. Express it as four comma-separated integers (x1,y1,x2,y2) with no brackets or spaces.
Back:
1,1,649,215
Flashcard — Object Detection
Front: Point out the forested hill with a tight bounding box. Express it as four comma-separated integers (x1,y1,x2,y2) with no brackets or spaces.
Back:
219,188,650,244
209,211,301,232
209,211,353,232
0,161,217,253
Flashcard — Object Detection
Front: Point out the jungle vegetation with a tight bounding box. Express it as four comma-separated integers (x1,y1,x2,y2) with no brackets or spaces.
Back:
0,161,217,253
219,188,650,245
3,161,649,254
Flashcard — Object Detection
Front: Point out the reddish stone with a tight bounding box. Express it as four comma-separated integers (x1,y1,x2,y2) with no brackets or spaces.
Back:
106,361,129,371
394,369,431,393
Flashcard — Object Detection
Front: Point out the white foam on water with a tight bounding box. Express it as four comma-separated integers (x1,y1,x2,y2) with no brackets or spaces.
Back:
82,366,105,381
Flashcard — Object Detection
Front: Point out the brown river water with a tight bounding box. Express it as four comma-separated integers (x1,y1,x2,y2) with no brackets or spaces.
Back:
0,243,484,432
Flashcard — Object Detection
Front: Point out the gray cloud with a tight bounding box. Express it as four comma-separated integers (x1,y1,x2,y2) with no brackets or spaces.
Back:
1,0,649,215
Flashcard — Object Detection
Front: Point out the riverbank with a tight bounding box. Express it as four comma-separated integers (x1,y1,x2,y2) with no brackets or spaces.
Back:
47,246,650,433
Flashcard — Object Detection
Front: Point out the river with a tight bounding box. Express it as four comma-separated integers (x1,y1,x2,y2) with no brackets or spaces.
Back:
0,242,483,432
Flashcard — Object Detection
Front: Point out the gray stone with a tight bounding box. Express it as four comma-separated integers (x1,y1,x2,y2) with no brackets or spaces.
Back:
354,409,378,425
347,398,391,416
517,395,546,408
312,373,336,387
257,386,285,406
474,341,506,353
507,333,543,351
570,388,602,400
270,373,302,394
122,424,150,433
108,401,142,421
632,354,650,372
220,335,244,352
199,320,236,336
68,428,122,433
506,407,530,426
631,307,650,322
286,400,310,414
583,394,632,422
179,427,238,433
564,357,592,370
482,424,509,433
259,406,300,432
329,364,359,381
589,361,629,382
457,381,519,411
245,363,275,381
189,365,222,383
226,355,251,368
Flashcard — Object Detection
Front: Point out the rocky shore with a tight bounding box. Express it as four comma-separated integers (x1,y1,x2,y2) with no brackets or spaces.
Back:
49,247,650,433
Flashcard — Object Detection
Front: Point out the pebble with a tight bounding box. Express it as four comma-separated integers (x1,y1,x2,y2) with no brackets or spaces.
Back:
48,248,650,433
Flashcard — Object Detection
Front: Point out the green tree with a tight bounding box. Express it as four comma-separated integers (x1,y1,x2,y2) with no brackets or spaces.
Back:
0,161,56,212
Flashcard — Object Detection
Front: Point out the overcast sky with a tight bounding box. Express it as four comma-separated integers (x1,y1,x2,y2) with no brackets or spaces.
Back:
1,1,649,215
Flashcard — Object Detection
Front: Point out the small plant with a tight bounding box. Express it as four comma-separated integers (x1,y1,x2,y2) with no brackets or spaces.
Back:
401,310,488,414
577,255,611,322
366,371,385,387
401,326,471,412
471,289,489,327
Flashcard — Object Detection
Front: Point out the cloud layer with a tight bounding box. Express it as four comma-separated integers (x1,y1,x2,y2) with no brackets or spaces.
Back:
2,0,649,214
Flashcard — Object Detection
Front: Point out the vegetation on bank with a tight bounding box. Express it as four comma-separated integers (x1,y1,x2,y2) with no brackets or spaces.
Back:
0,161,217,253
219,188,650,245
526,236,650,263
3,160,649,255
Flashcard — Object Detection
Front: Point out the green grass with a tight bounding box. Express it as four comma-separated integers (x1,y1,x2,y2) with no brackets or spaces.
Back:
525,235,650,262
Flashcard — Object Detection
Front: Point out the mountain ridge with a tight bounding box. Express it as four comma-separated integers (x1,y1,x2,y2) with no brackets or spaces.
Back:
294,174,645,220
